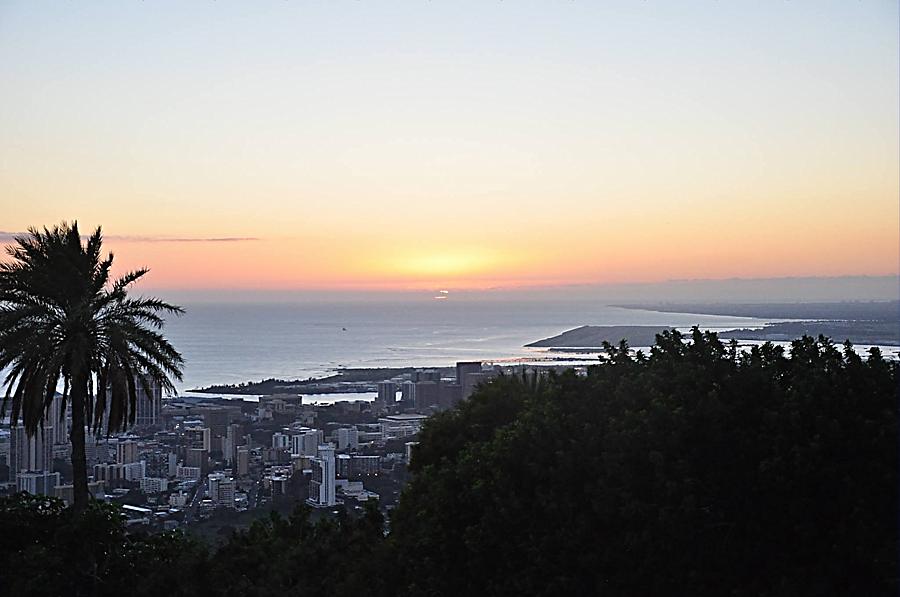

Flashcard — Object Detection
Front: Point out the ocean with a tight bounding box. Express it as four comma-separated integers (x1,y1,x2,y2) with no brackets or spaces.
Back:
163,300,773,392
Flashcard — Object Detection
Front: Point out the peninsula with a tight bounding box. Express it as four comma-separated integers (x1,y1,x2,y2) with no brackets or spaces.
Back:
527,301,900,349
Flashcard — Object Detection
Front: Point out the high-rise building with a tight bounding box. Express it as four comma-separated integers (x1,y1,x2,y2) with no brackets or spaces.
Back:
0,431,9,470
456,362,483,386
17,471,60,496
9,424,53,476
438,383,462,410
307,443,336,507
198,407,231,439
414,381,439,411
186,427,211,451
116,440,138,465
400,381,417,406
405,441,419,464
134,378,162,428
185,448,208,473
236,446,250,477
377,381,398,404
223,423,241,465
207,472,236,508
291,429,322,457
92,461,145,485
140,477,169,494
48,393,69,446
84,433,108,466
336,454,352,478
336,427,359,451
272,432,290,450
121,460,146,482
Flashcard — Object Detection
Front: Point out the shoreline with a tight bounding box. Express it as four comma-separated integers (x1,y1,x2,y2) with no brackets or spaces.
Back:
189,302,899,395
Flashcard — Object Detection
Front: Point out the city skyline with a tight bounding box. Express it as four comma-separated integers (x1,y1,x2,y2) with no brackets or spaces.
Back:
2,1,898,290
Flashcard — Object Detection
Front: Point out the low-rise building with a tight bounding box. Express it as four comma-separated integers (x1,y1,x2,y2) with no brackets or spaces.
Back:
379,414,428,440
176,465,202,480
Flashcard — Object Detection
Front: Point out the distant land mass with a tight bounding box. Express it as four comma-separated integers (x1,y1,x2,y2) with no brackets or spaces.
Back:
718,321,899,345
614,300,898,321
191,366,455,395
527,326,667,348
528,301,900,349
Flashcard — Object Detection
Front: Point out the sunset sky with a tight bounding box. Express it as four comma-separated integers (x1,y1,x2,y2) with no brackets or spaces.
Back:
1,1,897,291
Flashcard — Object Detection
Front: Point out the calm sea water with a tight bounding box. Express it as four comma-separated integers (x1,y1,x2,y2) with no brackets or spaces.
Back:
163,300,772,391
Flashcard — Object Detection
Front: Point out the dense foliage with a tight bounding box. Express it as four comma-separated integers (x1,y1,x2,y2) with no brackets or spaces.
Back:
390,330,898,596
1,331,896,596
0,492,385,597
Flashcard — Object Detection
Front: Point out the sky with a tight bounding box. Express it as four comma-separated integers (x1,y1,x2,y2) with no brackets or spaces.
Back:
1,1,898,292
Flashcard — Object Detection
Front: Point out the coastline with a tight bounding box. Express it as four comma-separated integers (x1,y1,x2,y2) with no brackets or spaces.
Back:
185,302,899,395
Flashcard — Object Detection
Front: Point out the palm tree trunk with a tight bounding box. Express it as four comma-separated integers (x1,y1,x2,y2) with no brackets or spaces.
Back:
69,371,90,512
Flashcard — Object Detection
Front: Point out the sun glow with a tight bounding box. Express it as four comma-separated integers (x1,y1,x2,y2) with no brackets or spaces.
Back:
387,250,502,280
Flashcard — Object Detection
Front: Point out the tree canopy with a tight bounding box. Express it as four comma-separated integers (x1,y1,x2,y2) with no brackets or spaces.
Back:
389,330,898,596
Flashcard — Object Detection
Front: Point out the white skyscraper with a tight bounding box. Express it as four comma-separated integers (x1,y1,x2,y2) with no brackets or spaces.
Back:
307,443,337,507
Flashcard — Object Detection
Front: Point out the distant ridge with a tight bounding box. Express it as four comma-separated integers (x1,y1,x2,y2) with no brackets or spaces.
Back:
526,301,900,349
615,301,899,321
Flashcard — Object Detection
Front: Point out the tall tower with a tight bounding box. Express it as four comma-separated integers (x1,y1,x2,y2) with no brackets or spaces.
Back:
223,423,241,465
377,381,398,404
134,378,162,428
116,440,138,465
48,393,69,446
308,443,336,507
9,424,55,494
9,424,53,474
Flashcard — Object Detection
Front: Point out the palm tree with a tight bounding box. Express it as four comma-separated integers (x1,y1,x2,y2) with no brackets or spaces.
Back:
0,222,184,511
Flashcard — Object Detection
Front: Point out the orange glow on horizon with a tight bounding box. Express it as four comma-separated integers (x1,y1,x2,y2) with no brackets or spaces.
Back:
46,219,893,292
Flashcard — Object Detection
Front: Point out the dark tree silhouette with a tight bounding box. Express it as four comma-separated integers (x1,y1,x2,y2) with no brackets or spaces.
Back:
390,330,898,596
0,222,184,510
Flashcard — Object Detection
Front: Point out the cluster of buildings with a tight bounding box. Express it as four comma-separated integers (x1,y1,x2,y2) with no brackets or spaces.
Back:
1,361,504,528
373,361,496,414
2,384,160,503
